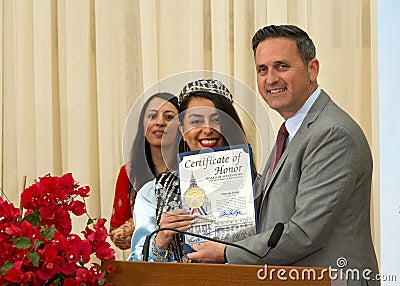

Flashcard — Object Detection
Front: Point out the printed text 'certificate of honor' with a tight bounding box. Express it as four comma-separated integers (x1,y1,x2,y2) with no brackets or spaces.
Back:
178,144,256,247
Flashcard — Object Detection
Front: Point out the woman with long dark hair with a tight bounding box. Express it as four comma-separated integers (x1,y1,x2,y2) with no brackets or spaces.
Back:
110,92,179,250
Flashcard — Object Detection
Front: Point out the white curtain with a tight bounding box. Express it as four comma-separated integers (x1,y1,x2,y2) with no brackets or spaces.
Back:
0,0,379,261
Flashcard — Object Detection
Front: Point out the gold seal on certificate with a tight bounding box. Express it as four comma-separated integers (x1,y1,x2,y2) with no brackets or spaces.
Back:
184,186,205,209
184,172,206,209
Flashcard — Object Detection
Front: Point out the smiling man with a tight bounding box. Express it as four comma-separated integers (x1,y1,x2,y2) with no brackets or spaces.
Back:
187,25,379,286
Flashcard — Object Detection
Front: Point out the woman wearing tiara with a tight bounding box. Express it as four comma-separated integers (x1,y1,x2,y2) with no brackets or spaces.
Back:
129,79,252,262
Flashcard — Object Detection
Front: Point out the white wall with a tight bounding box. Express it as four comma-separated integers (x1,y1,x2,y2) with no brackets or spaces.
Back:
378,1,400,285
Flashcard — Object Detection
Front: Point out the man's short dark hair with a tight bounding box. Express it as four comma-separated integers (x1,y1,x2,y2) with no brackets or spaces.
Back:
252,25,316,65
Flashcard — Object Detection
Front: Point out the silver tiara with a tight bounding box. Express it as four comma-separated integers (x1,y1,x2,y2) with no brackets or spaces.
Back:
178,79,233,105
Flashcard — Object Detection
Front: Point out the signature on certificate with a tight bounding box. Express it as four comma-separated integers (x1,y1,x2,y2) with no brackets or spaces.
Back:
219,209,243,217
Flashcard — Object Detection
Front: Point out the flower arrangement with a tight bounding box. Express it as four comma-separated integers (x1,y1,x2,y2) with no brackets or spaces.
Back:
0,173,115,285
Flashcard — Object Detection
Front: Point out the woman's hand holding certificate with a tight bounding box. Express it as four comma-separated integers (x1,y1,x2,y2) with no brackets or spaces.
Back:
155,209,194,250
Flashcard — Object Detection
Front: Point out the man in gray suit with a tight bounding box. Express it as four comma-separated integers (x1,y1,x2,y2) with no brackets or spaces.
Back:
188,25,379,286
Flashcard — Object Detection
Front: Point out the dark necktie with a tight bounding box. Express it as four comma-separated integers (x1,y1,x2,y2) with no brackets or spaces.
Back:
258,122,289,216
271,122,289,172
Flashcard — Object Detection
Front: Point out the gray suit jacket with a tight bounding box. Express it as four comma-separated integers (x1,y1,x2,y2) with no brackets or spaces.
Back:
226,91,379,286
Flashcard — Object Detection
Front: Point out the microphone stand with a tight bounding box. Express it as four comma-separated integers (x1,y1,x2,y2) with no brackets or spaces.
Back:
142,223,284,262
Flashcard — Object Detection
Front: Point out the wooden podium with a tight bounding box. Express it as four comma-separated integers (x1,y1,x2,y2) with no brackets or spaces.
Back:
103,260,342,285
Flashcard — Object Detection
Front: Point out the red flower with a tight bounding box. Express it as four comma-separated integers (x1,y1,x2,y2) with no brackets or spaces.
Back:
4,267,20,283
37,260,62,280
20,185,39,210
68,199,86,216
64,234,91,263
60,173,76,189
40,205,72,236
0,197,20,221
76,266,105,284
94,241,116,260
77,186,90,197
61,262,77,276
41,242,60,262
0,173,115,285
63,278,77,286
5,222,21,236
20,220,40,239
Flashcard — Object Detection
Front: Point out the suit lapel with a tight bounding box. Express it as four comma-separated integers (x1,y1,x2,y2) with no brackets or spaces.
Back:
254,153,272,209
258,91,331,211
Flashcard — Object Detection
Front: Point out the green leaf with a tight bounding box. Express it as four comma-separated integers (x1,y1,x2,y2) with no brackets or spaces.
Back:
87,217,94,225
28,252,40,267
98,278,106,285
1,261,14,275
23,210,42,226
34,239,43,249
13,237,32,249
23,213,40,226
53,277,60,286
45,226,56,240
40,225,57,240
